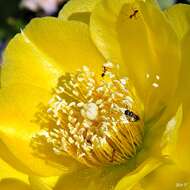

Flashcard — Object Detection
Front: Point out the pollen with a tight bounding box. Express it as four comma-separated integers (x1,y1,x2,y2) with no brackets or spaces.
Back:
81,103,99,121
33,64,144,167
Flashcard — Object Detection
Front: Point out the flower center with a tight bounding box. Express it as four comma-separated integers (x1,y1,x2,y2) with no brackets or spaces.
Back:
33,63,144,167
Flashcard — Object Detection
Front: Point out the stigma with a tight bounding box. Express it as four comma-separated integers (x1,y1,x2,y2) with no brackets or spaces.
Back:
33,63,144,167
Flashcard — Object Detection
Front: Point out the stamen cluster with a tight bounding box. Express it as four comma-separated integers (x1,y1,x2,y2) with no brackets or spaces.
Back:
33,64,143,167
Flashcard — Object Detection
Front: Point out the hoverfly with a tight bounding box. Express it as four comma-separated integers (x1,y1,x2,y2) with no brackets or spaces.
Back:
125,109,140,122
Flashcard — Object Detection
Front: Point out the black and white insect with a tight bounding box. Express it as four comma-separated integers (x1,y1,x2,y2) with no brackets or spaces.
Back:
125,109,140,122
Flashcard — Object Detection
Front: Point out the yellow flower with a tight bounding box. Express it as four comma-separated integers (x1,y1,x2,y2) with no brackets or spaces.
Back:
0,0,190,189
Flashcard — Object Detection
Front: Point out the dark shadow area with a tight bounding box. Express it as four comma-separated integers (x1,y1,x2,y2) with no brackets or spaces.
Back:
177,0,190,3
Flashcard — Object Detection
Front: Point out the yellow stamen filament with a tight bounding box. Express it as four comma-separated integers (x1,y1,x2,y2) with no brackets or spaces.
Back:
33,64,144,167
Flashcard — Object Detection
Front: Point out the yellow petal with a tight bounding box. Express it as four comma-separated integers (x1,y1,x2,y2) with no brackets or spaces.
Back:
59,0,101,23
90,0,180,122
1,22,61,175
144,29,188,159
52,160,137,190
142,105,183,161
177,31,190,115
175,31,190,172
165,4,190,40
0,179,31,190
114,157,162,190
176,111,190,173
131,183,144,190
22,17,104,75
42,176,59,189
29,176,52,190
2,32,60,90
0,84,64,176
161,105,183,158
141,164,190,190
1,17,104,175
2,17,103,89
0,158,28,184
90,0,126,68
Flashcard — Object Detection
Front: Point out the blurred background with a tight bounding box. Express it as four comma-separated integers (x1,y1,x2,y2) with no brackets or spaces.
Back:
0,0,190,63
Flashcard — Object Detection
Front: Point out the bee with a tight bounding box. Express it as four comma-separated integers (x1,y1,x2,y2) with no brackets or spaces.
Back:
129,9,139,19
125,109,140,122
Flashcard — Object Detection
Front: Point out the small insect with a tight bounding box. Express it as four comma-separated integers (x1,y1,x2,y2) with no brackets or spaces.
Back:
125,109,140,122
101,66,107,77
129,9,139,19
